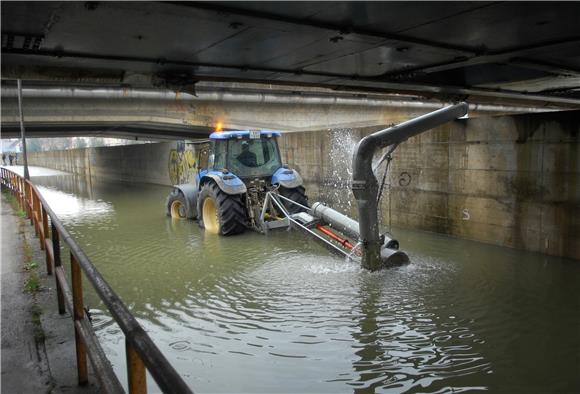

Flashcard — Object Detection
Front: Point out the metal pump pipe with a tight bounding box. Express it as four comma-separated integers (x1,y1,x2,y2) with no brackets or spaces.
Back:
311,202,360,240
0,86,560,114
351,103,468,271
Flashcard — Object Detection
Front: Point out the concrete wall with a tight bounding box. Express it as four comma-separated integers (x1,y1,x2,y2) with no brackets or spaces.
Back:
28,142,177,185
280,110,580,260
27,110,579,259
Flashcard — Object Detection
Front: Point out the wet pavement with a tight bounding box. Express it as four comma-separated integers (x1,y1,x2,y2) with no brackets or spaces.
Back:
1,187,99,394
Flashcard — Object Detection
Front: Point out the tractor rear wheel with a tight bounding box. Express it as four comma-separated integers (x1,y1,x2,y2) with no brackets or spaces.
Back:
278,186,308,214
198,182,247,235
166,189,187,218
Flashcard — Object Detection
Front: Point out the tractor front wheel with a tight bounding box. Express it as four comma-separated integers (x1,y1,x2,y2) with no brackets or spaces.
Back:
166,189,187,218
198,182,247,235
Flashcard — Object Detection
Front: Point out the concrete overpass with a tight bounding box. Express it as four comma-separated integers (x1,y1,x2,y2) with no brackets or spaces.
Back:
1,82,565,140
2,1,580,111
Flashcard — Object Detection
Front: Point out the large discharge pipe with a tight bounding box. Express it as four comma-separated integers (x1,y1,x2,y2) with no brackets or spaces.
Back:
311,202,407,265
351,103,469,271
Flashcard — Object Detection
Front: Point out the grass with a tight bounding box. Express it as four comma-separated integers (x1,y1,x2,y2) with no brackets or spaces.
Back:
23,243,33,262
23,250,41,293
3,184,47,342
2,187,27,217
30,304,45,341
24,274,41,293
23,242,41,293
31,304,43,325
25,260,39,271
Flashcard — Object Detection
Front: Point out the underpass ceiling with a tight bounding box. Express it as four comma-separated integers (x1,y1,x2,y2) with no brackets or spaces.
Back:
1,1,580,108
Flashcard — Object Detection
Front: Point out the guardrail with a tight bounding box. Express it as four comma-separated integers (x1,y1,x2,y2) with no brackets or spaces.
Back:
1,168,194,394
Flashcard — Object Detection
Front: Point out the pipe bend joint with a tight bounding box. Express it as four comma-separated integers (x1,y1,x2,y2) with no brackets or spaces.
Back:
351,137,377,181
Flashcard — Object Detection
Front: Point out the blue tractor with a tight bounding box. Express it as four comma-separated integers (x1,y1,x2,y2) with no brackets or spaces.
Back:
166,130,308,235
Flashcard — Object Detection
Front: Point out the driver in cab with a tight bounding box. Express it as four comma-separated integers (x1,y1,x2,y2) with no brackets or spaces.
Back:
237,141,257,167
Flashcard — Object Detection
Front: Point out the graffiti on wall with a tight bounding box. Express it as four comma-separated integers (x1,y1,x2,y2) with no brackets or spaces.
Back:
398,172,412,187
168,147,196,185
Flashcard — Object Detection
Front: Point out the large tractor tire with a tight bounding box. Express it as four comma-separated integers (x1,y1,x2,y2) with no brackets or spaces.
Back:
278,186,308,214
198,182,247,235
166,189,187,218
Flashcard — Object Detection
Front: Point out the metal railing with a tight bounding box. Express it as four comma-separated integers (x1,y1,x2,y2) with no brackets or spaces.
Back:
0,168,193,394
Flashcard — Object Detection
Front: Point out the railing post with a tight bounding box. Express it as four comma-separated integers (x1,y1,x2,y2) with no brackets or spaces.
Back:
71,252,88,386
29,183,34,224
52,222,66,314
26,181,33,224
18,177,24,211
38,201,45,250
21,178,26,214
42,207,51,274
126,340,147,394
32,185,40,237
26,181,29,215
19,177,23,208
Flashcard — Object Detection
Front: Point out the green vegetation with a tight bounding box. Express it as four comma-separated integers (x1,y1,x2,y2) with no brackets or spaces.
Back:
24,274,41,293
23,242,33,262
3,183,48,342
30,304,45,341
31,304,43,325
23,238,41,294
2,187,27,217
25,260,39,271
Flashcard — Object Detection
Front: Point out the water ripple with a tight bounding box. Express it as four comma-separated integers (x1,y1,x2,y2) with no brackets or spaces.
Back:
32,175,580,394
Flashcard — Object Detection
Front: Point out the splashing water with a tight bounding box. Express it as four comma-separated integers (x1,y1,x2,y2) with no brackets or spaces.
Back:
346,241,362,262
322,128,358,216
322,128,394,230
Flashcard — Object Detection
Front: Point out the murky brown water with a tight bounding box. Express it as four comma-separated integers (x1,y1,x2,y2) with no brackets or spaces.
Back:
26,169,580,393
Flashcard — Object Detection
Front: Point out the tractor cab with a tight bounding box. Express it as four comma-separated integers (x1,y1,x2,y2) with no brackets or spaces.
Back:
208,130,282,180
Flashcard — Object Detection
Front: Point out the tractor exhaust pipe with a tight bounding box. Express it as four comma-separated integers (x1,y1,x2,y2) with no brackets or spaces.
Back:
351,103,469,271
311,202,408,266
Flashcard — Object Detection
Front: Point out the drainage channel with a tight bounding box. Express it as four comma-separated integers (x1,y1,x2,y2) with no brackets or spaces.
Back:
13,168,579,394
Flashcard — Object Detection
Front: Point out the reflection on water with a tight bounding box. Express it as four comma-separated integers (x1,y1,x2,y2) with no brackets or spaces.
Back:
1,165,68,177
31,172,580,393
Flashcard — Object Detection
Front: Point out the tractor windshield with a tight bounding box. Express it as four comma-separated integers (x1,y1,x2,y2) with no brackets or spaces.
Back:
227,137,282,178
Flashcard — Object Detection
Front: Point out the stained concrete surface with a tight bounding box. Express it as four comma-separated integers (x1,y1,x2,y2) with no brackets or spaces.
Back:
1,193,99,394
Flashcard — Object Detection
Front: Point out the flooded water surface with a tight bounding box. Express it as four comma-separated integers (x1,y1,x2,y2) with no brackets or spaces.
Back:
28,170,580,393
